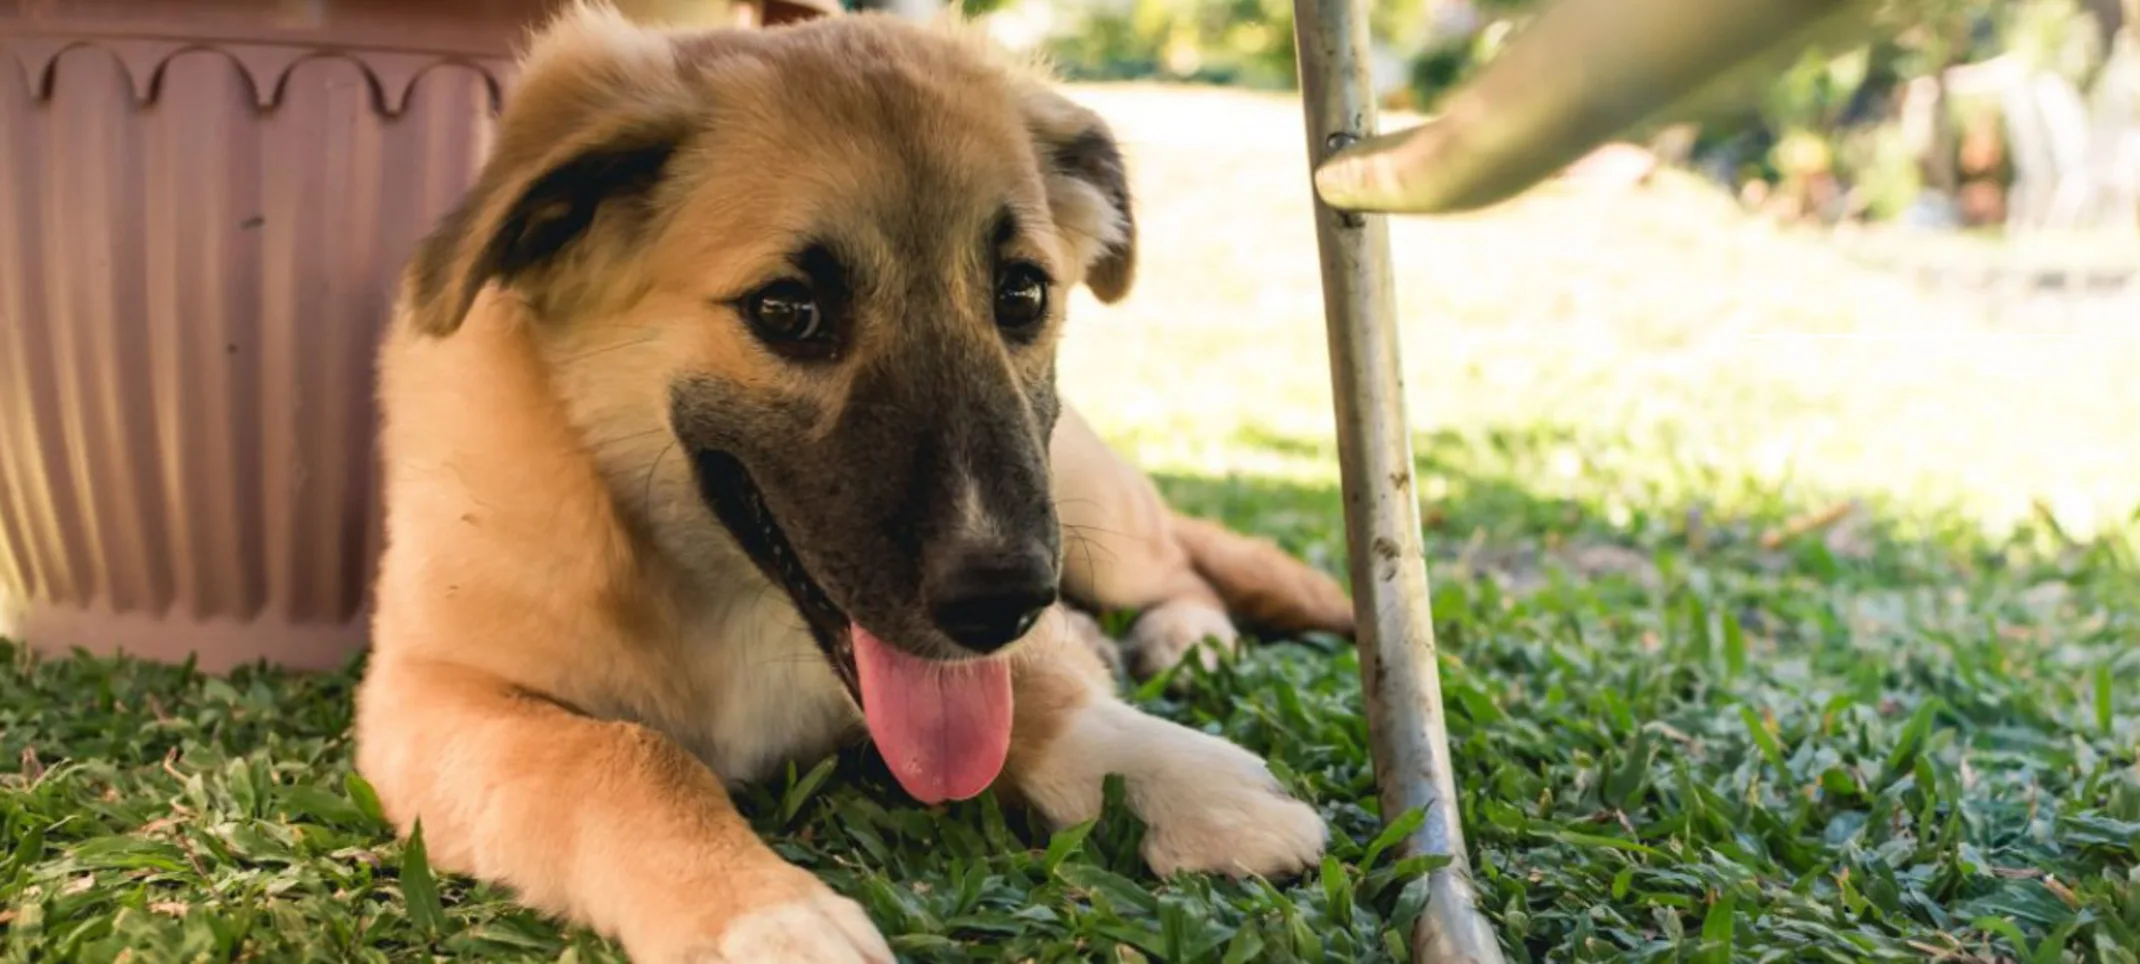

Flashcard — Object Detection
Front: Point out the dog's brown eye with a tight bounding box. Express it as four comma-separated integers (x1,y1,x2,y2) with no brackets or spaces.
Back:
994,264,1049,333
746,280,826,344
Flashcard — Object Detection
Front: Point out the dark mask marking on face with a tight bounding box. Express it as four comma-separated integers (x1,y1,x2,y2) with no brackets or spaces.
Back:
688,448,861,702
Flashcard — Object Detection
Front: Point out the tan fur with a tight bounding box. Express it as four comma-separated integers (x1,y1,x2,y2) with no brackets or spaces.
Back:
1053,407,1355,676
358,5,1336,961
1170,514,1357,636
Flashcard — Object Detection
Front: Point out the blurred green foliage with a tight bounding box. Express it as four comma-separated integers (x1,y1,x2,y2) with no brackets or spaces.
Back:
1014,0,2116,101
987,0,2132,223
1026,0,1305,88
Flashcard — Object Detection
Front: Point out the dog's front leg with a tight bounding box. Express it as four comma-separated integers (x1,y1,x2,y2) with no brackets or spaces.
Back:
1004,613,1328,878
354,658,892,964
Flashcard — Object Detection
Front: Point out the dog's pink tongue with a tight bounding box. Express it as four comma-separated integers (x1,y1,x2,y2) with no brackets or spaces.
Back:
852,625,1013,804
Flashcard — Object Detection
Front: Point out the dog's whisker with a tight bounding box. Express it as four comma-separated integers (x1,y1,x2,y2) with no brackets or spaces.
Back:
1065,528,1111,586
1059,529,1126,572
640,441,680,511
553,334,665,366
1060,522,1134,544
585,426,671,451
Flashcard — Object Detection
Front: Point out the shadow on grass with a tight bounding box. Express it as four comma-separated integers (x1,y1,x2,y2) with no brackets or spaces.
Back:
3,421,2137,962
1148,422,2140,962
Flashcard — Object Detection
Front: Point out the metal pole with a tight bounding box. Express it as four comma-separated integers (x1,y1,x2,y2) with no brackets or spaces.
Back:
1290,1,1505,961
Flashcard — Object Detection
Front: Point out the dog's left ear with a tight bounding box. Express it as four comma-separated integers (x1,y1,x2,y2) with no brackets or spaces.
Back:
398,1,708,336
403,120,684,336
1021,90,1136,304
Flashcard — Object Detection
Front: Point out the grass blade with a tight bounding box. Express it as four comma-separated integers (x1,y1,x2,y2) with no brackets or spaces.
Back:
2096,663,2115,735
401,819,447,937
1698,891,1736,963
1741,705,1788,772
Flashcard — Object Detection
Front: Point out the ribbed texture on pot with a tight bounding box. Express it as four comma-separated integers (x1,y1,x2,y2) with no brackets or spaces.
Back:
0,38,501,670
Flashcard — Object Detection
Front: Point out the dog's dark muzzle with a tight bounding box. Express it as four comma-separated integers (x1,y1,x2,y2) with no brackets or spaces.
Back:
687,447,861,699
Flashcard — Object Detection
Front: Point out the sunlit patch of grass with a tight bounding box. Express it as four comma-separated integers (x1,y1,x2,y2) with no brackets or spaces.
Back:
1057,83,2140,542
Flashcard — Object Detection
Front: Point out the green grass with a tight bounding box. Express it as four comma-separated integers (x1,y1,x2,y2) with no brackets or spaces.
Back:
5,83,2140,961
6,428,2137,961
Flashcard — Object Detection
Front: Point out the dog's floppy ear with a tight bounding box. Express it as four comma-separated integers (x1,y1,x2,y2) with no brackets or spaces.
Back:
400,2,697,336
1021,89,1137,304
404,125,684,336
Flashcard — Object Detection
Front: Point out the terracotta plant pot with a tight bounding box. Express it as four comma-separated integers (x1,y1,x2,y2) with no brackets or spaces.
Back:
0,0,829,671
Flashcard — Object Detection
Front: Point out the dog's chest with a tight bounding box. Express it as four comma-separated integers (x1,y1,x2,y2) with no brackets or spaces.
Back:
666,590,862,786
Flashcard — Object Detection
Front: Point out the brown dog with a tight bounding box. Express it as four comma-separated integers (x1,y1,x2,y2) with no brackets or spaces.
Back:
355,5,1354,960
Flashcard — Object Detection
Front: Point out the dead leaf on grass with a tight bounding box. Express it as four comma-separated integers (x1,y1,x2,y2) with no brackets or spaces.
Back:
1760,499,1857,550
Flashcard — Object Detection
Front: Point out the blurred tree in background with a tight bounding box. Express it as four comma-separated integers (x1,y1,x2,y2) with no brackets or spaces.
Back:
946,0,2140,231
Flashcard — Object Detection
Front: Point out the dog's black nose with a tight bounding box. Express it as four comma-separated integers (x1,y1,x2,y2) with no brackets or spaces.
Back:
924,545,1058,654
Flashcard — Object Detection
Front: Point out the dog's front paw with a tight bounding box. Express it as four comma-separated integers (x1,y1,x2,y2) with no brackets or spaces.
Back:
687,886,894,964
1134,729,1326,879
1125,599,1239,679
1013,699,1325,883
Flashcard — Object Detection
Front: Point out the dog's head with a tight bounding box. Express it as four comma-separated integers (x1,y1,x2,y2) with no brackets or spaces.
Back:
401,5,1133,695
